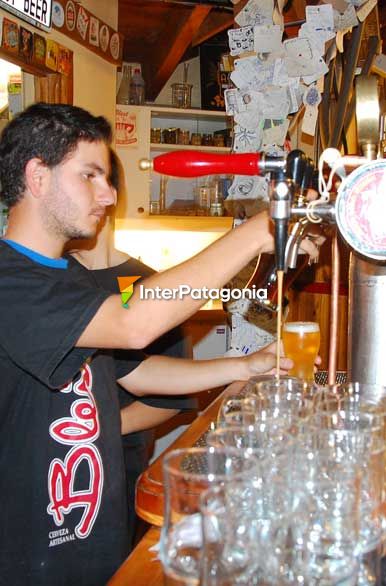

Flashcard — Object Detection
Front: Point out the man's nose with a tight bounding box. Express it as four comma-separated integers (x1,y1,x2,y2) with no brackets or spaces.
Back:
97,180,116,207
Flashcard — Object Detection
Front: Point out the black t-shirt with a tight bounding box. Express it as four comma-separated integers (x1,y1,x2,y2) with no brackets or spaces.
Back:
0,241,143,586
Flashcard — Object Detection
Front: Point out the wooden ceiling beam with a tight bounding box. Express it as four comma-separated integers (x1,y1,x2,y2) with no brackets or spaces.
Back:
289,0,306,20
147,5,212,99
192,11,234,47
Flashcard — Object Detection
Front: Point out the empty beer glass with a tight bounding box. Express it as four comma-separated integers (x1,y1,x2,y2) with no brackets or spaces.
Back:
160,447,259,585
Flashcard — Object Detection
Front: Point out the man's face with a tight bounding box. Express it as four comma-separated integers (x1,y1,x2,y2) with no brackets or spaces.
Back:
40,140,115,241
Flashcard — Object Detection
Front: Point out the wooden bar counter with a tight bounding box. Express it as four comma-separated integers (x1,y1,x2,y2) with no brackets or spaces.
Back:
108,526,162,586
108,382,244,586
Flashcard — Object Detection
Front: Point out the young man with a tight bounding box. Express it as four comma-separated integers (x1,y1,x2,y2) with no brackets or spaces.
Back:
0,103,314,585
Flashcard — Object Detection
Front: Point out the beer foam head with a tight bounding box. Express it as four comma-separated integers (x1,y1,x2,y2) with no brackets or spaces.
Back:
283,321,319,333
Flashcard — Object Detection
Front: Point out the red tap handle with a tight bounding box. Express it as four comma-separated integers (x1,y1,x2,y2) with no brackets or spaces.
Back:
153,150,263,178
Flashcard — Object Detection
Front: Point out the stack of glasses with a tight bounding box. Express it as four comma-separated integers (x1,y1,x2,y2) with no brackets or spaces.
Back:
160,379,386,585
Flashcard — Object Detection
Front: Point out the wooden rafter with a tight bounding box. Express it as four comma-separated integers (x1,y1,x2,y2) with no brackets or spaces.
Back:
289,0,306,20
192,11,234,47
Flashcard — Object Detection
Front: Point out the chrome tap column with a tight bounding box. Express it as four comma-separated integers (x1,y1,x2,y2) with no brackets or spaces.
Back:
339,162,386,384
348,258,386,385
335,156,386,385
341,77,386,385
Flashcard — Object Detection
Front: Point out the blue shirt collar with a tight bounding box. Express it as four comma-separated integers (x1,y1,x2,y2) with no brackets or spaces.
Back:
2,239,68,269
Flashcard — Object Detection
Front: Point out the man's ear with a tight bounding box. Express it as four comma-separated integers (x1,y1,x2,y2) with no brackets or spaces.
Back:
24,158,50,199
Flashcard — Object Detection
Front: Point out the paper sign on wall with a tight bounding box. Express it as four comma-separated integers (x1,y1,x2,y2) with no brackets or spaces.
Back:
116,110,138,147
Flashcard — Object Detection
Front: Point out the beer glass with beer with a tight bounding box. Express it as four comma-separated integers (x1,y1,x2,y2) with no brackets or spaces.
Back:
282,321,320,382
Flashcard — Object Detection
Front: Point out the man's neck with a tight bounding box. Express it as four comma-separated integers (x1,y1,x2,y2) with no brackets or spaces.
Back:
5,209,65,259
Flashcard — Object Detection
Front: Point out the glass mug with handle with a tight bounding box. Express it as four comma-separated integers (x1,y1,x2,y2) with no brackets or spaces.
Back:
282,321,320,382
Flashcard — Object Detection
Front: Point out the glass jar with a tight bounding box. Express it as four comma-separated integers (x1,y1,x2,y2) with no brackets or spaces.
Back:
213,134,225,147
150,128,162,144
202,133,213,147
178,129,190,145
209,181,224,216
191,133,202,146
197,186,211,210
162,128,178,144
171,83,192,109
210,202,224,216
149,201,160,215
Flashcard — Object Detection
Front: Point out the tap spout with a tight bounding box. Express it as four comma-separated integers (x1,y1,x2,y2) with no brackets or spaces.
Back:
285,217,309,269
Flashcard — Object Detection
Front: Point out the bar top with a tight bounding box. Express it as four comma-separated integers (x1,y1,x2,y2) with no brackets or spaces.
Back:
108,526,162,586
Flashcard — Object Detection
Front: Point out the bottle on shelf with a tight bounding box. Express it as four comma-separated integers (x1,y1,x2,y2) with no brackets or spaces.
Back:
129,67,145,105
209,177,224,216
116,64,131,105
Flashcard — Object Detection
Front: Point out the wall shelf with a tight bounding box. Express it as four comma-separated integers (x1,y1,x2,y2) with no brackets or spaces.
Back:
150,143,230,153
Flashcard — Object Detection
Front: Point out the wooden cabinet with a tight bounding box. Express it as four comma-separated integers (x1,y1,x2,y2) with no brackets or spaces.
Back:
115,105,230,219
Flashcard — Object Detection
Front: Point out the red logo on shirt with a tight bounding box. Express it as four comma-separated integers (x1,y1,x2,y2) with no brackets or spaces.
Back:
49,364,99,444
47,364,103,539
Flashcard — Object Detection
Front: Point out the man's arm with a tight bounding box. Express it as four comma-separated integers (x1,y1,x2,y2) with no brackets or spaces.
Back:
120,402,179,435
116,346,293,396
76,211,320,350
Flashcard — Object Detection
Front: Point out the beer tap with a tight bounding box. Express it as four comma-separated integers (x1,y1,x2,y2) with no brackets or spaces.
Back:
139,150,332,273
140,149,326,274
298,157,315,207
269,149,312,271
139,150,285,178
269,170,292,271
282,150,309,271
140,150,288,270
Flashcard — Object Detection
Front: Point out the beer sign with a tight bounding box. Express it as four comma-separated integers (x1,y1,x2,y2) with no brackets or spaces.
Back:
0,0,52,31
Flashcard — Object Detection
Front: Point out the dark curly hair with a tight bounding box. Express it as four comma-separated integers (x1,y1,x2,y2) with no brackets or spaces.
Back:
0,102,112,208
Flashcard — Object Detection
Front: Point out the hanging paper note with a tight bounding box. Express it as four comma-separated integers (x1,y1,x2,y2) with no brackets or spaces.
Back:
235,0,274,27
306,4,335,41
284,37,328,79
334,5,358,30
228,175,269,200
233,125,263,152
228,26,255,56
253,24,282,53
262,119,290,148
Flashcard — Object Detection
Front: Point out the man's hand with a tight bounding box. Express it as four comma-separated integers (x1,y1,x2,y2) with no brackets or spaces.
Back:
251,209,325,261
242,341,292,377
297,230,325,261
242,340,322,378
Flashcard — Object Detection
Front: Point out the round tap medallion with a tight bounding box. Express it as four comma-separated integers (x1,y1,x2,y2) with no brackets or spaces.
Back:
336,159,386,260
